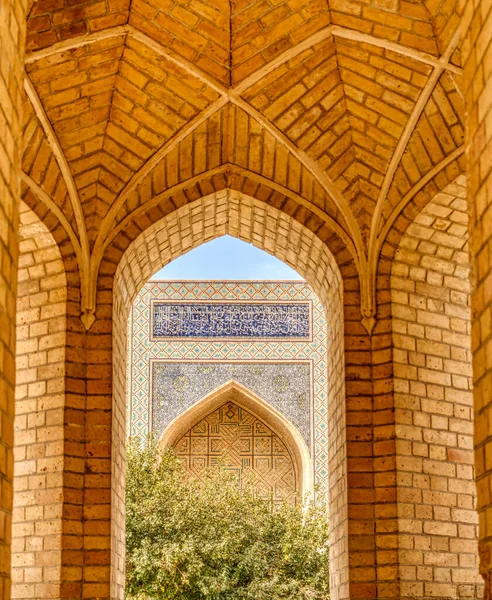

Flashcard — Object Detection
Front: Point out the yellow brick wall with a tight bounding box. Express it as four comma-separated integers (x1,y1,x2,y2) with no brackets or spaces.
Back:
12,202,67,600
462,0,492,597
0,0,26,597
391,177,482,598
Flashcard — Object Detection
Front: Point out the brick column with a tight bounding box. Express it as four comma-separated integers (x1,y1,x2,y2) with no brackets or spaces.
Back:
461,1,492,597
390,187,482,599
12,204,68,600
0,0,26,598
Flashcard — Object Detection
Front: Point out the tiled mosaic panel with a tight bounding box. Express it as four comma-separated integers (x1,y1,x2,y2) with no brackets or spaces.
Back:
151,361,312,445
174,401,298,507
128,281,328,493
152,301,310,339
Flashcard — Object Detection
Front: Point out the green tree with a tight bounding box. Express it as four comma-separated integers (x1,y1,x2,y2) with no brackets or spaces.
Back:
126,438,330,600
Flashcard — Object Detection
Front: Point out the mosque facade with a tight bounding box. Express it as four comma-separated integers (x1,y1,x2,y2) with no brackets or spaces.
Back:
127,280,328,500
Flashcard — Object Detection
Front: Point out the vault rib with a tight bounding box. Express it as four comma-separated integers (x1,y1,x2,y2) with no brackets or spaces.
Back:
99,164,359,263
366,26,462,319
94,97,228,255
24,24,463,77
23,14,465,332
375,145,465,255
231,96,363,262
129,29,228,96
331,26,462,76
24,76,94,327
129,29,363,258
91,27,364,274
24,25,130,64
22,172,83,259
85,23,364,326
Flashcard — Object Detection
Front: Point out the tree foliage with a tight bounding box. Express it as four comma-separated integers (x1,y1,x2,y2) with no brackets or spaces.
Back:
126,438,330,600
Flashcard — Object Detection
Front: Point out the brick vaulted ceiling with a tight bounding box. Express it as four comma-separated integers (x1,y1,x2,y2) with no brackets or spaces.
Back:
21,0,465,330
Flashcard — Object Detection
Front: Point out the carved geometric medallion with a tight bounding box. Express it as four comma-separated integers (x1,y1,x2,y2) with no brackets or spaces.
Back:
174,401,298,507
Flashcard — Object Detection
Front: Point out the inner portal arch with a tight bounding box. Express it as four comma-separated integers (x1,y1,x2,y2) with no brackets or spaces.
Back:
160,381,314,502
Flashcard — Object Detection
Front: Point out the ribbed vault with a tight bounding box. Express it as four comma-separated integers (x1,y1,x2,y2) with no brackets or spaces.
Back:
21,0,465,331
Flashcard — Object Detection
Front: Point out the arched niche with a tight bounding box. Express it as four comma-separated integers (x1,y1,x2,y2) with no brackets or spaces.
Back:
160,380,314,500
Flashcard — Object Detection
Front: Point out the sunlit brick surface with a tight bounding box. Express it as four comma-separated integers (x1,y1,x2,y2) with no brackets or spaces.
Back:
462,0,492,597
12,202,67,600
391,177,482,598
0,0,488,599
0,0,26,597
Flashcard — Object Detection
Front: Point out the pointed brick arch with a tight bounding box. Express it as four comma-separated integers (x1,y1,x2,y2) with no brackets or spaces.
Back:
101,168,357,287
111,188,359,600
6,2,488,600
21,8,466,328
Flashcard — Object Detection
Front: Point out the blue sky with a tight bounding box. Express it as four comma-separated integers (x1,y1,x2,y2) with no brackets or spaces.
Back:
151,235,304,280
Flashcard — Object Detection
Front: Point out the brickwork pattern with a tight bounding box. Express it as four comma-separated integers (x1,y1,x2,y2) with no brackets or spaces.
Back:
129,0,230,84
391,178,482,598
22,100,74,228
231,0,330,85
21,0,466,291
0,0,26,597
12,203,67,600
242,36,434,242
461,0,492,597
25,0,130,52
7,0,490,599
381,70,465,234
25,34,220,242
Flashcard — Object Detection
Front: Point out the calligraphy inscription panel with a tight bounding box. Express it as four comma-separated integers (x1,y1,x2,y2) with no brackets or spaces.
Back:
151,301,312,341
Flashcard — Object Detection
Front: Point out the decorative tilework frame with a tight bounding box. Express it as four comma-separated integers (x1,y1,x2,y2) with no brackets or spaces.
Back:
149,359,314,449
150,299,313,342
127,281,328,492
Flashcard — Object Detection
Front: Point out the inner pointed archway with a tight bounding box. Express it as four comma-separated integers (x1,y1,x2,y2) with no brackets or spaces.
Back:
114,189,348,600
160,381,314,503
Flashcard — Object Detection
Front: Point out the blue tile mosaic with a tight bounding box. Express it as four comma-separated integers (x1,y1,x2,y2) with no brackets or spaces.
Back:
152,302,311,340
127,281,328,493
151,361,312,445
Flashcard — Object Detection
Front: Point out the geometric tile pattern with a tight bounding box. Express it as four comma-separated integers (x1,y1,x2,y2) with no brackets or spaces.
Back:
174,401,298,507
151,360,312,445
128,281,327,492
